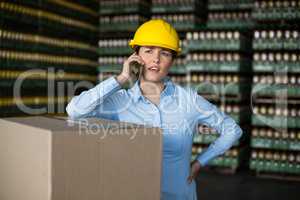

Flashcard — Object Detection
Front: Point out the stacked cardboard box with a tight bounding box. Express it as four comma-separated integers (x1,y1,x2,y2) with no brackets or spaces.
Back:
0,117,162,200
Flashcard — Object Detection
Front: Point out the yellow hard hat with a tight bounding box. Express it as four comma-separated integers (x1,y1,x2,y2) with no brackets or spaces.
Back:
129,19,181,54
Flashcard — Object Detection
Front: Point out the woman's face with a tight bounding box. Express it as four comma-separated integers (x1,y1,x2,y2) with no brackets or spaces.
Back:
138,46,174,83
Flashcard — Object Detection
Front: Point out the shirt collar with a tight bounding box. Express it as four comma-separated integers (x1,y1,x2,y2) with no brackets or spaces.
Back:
130,77,175,103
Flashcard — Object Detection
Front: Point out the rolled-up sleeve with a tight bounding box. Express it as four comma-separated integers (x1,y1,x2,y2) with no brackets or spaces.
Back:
192,92,243,166
66,77,121,119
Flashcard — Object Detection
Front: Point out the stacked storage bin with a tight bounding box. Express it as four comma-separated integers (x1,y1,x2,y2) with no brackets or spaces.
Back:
0,0,99,117
151,0,208,81
188,0,253,172
98,0,151,83
250,0,300,177
151,0,207,31
207,0,254,29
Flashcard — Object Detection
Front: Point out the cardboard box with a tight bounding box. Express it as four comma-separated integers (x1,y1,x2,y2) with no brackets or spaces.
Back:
0,117,162,200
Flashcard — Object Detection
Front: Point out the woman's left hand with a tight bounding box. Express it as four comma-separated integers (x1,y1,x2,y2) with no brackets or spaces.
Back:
187,160,201,184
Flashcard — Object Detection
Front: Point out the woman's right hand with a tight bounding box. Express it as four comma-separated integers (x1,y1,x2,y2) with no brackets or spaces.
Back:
116,52,145,85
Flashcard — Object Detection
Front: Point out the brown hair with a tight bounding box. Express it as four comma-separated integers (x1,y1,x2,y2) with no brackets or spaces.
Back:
134,46,177,59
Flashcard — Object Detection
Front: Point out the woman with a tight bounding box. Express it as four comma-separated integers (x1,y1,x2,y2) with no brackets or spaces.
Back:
66,19,242,200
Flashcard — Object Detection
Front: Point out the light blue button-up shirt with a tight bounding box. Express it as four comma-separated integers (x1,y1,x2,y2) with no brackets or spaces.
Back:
66,76,242,200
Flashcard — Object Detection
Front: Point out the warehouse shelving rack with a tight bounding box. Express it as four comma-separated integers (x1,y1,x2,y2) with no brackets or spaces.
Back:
249,0,300,179
0,0,99,117
186,0,254,173
98,0,151,83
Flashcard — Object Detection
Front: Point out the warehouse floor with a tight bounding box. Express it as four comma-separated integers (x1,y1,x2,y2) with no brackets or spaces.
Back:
196,170,300,200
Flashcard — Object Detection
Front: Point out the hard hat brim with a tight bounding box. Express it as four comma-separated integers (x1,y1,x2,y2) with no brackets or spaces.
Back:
129,40,181,55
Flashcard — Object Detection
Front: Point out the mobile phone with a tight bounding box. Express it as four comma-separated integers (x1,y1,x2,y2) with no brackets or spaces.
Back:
129,60,141,81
